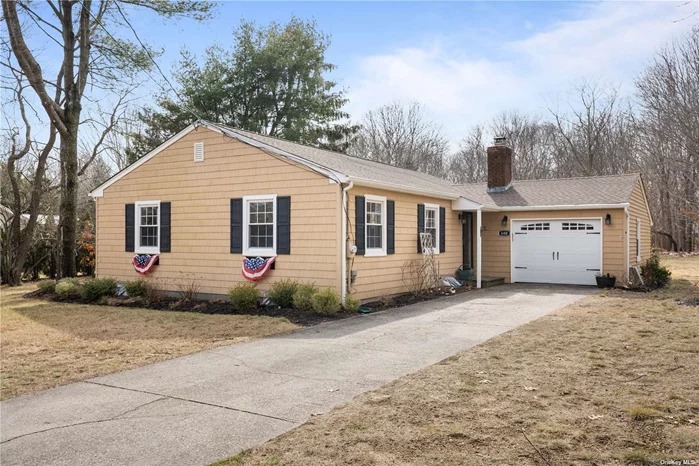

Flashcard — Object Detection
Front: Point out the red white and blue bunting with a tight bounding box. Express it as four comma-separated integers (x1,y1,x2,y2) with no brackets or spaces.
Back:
242,256,275,281
132,254,158,275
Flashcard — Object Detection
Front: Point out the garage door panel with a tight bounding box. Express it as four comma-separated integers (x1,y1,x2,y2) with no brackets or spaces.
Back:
512,219,601,286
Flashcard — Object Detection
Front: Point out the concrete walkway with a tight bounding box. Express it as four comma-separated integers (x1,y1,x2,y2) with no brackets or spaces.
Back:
1,284,593,466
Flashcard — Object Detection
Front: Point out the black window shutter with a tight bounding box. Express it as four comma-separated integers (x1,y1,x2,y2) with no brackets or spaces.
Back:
417,204,425,253
277,196,291,254
355,196,365,255
439,206,446,253
387,200,395,254
230,198,243,253
125,204,135,252
160,202,171,253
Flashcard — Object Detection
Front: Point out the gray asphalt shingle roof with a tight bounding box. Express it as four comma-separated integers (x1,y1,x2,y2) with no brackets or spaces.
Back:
456,173,640,208
211,122,640,208
216,124,460,198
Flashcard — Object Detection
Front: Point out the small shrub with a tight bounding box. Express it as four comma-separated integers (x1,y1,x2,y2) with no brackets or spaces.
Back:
229,282,259,312
267,279,299,308
81,278,118,301
125,279,148,298
37,279,56,294
627,405,662,421
640,254,671,289
55,280,80,298
175,273,201,301
293,283,317,311
311,287,341,316
344,294,361,313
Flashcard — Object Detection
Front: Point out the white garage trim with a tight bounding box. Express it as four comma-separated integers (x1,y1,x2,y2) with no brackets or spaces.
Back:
510,217,603,285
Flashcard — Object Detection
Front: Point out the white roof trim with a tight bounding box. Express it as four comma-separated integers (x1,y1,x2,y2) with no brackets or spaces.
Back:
481,203,630,212
351,177,461,200
203,122,348,184
89,120,349,198
452,197,483,211
636,176,654,226
89,124,197,197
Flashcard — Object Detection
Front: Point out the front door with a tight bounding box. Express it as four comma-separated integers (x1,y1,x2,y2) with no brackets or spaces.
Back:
461,213,473,269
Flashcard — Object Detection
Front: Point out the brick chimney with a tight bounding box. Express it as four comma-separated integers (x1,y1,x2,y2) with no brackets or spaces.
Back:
487,137,513,193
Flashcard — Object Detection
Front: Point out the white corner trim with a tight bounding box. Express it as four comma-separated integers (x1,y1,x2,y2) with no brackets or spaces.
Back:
89,124,198,197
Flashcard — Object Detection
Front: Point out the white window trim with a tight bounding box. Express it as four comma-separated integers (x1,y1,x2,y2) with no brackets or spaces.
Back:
365,194,387,257
424,203,440,255
636,218,641,262
135,200,161,254
243,194,277,257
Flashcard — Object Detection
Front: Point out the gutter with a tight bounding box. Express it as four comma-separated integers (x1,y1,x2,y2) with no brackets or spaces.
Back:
341,181,354,304
481,203,630,212
350,178,460,201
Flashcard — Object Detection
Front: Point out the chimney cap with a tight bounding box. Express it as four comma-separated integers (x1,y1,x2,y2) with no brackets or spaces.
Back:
493,136,506,145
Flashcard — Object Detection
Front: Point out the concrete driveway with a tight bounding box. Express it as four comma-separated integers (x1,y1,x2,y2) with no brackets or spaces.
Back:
1,284,593,466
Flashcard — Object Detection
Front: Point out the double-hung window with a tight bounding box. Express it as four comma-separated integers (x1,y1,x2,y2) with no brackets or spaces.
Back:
365,194,387,256
424,203,440,254
244,195,276,256
135,201,160,254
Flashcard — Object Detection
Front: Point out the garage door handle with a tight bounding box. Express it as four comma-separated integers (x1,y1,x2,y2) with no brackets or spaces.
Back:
552,252,555,260
587,268,600,271
515,266,527,269
587,232,600,235
557,252,559,260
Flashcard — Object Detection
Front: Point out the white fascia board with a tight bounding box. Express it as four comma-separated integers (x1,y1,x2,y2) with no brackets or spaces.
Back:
452,197,483,211
637,176,654,226
89,124,197,197
350,177,460,201
89,120,350,198
484,203,630,212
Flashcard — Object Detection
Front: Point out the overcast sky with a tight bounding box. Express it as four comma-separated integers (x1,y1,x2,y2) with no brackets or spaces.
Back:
5,1,698,151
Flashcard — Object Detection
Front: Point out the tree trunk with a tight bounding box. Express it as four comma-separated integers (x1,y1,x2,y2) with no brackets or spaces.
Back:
58,123,79,278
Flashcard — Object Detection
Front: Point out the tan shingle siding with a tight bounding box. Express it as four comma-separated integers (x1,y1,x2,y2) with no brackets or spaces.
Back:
347,187,462,301
96,126,341,296
628,179,652,266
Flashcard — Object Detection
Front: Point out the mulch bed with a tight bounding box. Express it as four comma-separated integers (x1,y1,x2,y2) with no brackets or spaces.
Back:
25,285,474,327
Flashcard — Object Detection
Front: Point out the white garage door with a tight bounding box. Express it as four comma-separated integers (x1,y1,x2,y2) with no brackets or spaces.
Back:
511,219,602,286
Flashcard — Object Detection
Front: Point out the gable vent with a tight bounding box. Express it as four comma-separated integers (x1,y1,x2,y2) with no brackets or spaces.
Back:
193,142,204,162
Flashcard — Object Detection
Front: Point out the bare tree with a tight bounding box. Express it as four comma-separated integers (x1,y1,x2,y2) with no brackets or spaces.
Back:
447,125,487,184
2,0,214,277
1,59,58,285
349,102,449,176
548,80,636,177
636,26,699,252
490,111,557,180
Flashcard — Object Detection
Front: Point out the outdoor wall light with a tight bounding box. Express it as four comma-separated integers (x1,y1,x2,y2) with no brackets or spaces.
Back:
458,212,469,224
501,215,508,226
605,213,612,225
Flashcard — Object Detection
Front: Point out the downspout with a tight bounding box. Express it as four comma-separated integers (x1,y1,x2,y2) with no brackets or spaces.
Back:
625,205,630,284
341,181,354,304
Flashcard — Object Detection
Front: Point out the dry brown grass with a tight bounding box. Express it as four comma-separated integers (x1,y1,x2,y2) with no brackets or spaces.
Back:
0,285,298,400
219,256,699,466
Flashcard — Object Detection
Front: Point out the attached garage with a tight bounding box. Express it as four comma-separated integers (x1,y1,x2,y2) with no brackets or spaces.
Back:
511,219,602,286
